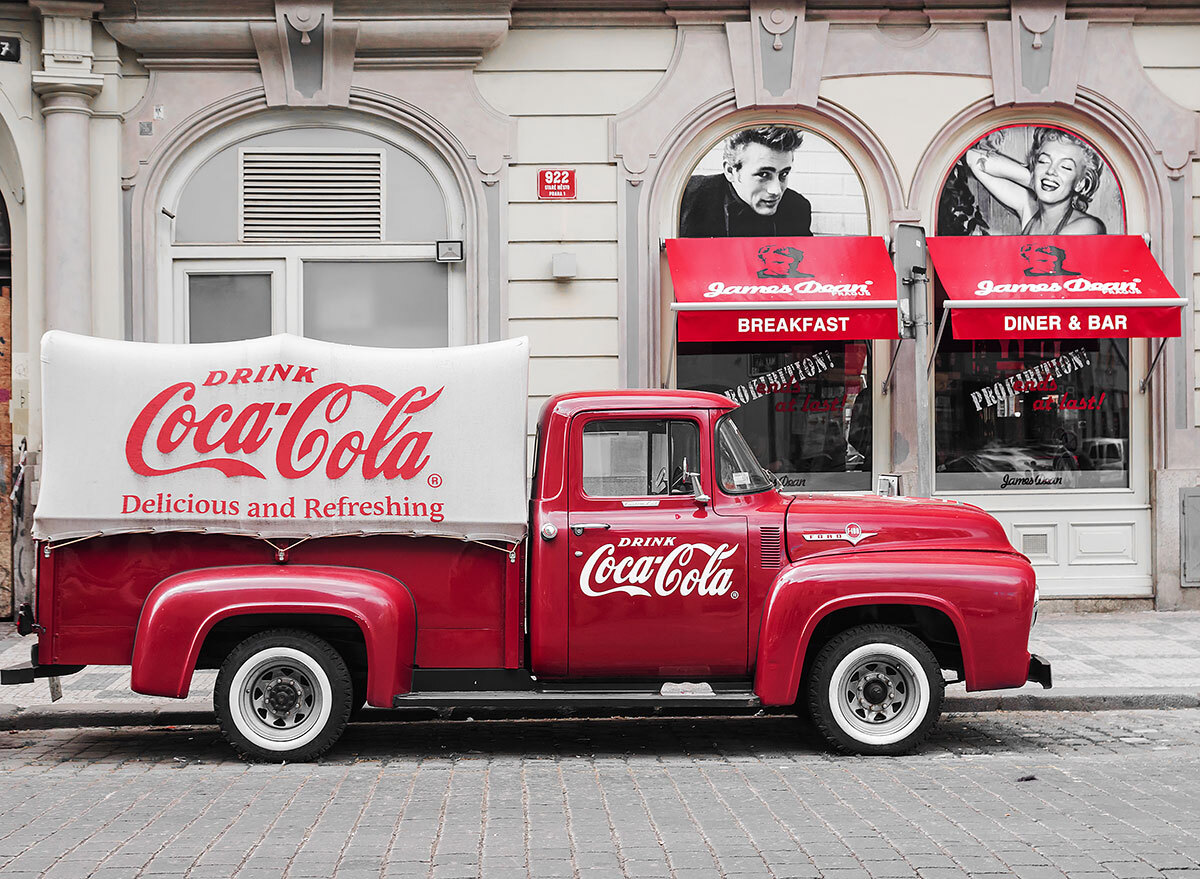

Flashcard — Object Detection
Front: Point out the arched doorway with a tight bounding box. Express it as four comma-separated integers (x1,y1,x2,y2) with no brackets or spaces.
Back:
152,111,469,348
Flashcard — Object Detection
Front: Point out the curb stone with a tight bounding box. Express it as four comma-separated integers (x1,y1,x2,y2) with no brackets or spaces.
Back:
1,690,1198,731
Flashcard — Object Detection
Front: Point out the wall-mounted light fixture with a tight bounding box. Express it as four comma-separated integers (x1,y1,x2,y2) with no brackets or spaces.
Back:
436,240,464,262
551,252,577,280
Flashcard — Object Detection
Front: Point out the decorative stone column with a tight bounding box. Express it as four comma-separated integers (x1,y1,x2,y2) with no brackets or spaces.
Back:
31,1,103,335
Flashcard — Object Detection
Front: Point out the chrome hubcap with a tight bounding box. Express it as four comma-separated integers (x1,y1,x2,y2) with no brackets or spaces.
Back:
243,662,320,735
839,656,916,729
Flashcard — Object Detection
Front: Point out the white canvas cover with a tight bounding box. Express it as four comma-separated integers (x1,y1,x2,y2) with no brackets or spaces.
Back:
34,332,530,544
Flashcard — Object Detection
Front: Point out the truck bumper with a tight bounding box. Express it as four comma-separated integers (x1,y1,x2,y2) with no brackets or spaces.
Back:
1027,654,1052,689
0,643,85,685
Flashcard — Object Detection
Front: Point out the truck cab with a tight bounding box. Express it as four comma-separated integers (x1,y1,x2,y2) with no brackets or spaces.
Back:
530,390,783,680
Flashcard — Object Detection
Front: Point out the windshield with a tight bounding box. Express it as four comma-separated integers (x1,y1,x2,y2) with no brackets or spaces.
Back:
716,414,774,494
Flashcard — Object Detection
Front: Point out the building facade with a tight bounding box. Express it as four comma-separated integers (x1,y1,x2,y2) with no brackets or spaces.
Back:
1,0,1199,613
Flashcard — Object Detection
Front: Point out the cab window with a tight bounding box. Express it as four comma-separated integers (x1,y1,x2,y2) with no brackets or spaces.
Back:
581,419,699,498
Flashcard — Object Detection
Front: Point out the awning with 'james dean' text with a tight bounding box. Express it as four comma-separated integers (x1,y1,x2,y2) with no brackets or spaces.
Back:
666,236,899,343
927,235,1184,340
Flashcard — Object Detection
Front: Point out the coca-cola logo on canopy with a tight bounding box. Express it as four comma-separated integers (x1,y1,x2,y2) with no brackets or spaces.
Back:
124,362,443,482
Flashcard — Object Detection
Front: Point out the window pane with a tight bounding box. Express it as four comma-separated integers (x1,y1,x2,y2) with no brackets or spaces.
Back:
582,419,699,498
678,342,872,492
303,260,448,348
188,273,271,342
934,338,1129,491
716,416,772,494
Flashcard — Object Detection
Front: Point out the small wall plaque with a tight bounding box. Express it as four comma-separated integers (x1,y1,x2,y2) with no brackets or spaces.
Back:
0,37,20,63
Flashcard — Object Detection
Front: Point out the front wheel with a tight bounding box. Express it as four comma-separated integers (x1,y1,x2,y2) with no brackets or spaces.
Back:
805,624,943,755
214,629,352,762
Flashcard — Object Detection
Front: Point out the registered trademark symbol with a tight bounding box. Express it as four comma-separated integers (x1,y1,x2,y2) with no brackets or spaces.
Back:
427,473,443,488
731,591,739,599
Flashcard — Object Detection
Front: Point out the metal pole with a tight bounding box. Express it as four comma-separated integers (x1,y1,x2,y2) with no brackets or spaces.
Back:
912,273,933,498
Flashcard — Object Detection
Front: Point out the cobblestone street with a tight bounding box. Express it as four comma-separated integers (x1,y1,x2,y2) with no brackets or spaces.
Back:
1,709,1199,879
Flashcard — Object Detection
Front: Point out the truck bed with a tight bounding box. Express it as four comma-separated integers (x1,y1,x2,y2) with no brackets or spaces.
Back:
39,533,521,670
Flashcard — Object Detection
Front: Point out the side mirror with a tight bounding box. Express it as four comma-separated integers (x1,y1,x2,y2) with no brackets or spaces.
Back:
679,456,708,506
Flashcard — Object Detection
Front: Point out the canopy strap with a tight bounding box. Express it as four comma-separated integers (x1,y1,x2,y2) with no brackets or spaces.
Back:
880,338,906,396
927,310,950,377
1139,338,1170,393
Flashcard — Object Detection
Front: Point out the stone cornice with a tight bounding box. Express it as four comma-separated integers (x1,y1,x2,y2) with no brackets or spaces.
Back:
29,0,103,16
101,4,512,63
507,0,1198,24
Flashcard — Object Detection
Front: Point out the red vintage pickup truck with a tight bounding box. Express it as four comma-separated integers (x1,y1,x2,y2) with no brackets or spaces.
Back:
4,332,1049,760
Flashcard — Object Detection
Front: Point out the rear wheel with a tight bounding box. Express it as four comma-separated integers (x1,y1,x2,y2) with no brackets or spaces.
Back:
214,629,352,762
806,624,943,755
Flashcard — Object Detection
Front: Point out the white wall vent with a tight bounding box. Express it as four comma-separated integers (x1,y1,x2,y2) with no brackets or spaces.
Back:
240,148,384,242
1021,532,1050,558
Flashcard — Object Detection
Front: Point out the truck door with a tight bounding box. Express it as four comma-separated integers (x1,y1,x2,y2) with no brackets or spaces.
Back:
566,413,748,677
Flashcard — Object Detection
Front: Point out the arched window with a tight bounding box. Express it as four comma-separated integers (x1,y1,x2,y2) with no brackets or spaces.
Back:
932,123,1129,492
161,117,466,347
673,123,875,492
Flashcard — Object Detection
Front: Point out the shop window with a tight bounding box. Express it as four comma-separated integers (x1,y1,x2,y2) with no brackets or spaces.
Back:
675,124,873,491
680,343,872,491
933,124,1128,491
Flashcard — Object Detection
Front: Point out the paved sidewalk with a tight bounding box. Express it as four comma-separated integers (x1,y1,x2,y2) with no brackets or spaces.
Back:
0,610,1198,729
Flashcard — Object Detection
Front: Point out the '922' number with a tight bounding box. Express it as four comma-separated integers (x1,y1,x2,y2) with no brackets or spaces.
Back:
544,170,570,185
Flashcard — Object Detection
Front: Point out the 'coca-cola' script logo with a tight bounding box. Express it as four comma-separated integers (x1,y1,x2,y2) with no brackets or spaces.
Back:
126,378,443,481
579,540,736,599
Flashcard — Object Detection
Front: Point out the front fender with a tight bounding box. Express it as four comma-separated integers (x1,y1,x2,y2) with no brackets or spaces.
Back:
753,550,1036,705
131,565,417,708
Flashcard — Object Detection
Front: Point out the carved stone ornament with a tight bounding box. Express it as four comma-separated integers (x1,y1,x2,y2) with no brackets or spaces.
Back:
249,1,358,107
987,0,1087,106
727,1,827,108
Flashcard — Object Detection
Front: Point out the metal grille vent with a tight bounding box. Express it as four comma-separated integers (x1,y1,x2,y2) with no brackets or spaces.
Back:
759,527,783,568
240,149,384,242
1022,532,1050,557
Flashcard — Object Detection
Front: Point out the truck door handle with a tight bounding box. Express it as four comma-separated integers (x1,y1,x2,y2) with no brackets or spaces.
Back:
571,523,611,536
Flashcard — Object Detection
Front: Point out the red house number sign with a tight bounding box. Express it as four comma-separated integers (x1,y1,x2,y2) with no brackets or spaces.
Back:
537,169,576,200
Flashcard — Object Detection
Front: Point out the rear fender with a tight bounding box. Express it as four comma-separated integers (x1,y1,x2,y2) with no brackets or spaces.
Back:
753,550,1035,705
131,565,417,708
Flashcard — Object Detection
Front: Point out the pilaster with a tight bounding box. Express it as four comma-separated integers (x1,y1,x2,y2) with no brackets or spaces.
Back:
30,0,102,335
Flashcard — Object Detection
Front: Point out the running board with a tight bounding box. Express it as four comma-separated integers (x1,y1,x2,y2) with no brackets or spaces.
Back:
393,683,760,709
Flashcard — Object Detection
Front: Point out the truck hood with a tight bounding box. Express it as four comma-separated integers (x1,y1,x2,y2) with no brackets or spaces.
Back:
784,493,1015,561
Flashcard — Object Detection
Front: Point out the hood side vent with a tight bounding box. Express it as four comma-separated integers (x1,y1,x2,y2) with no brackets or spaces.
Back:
759,527,783,568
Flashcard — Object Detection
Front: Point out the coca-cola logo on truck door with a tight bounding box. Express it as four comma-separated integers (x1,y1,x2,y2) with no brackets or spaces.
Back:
579,536,737,599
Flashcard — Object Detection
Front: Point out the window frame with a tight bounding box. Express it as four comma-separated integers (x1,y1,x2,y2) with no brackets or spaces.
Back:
578,416,702,501
569,413,709,510
167,247,463,346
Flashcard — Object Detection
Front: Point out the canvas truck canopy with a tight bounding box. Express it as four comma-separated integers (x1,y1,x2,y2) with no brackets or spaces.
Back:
34,333,531,544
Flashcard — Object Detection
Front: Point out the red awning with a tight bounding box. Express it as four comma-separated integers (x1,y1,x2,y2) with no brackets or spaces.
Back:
927,235,1184,340
665,236,899,343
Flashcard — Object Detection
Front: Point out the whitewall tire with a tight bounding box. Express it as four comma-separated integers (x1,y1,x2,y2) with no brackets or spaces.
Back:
806,624,943,755
214,629,352,762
